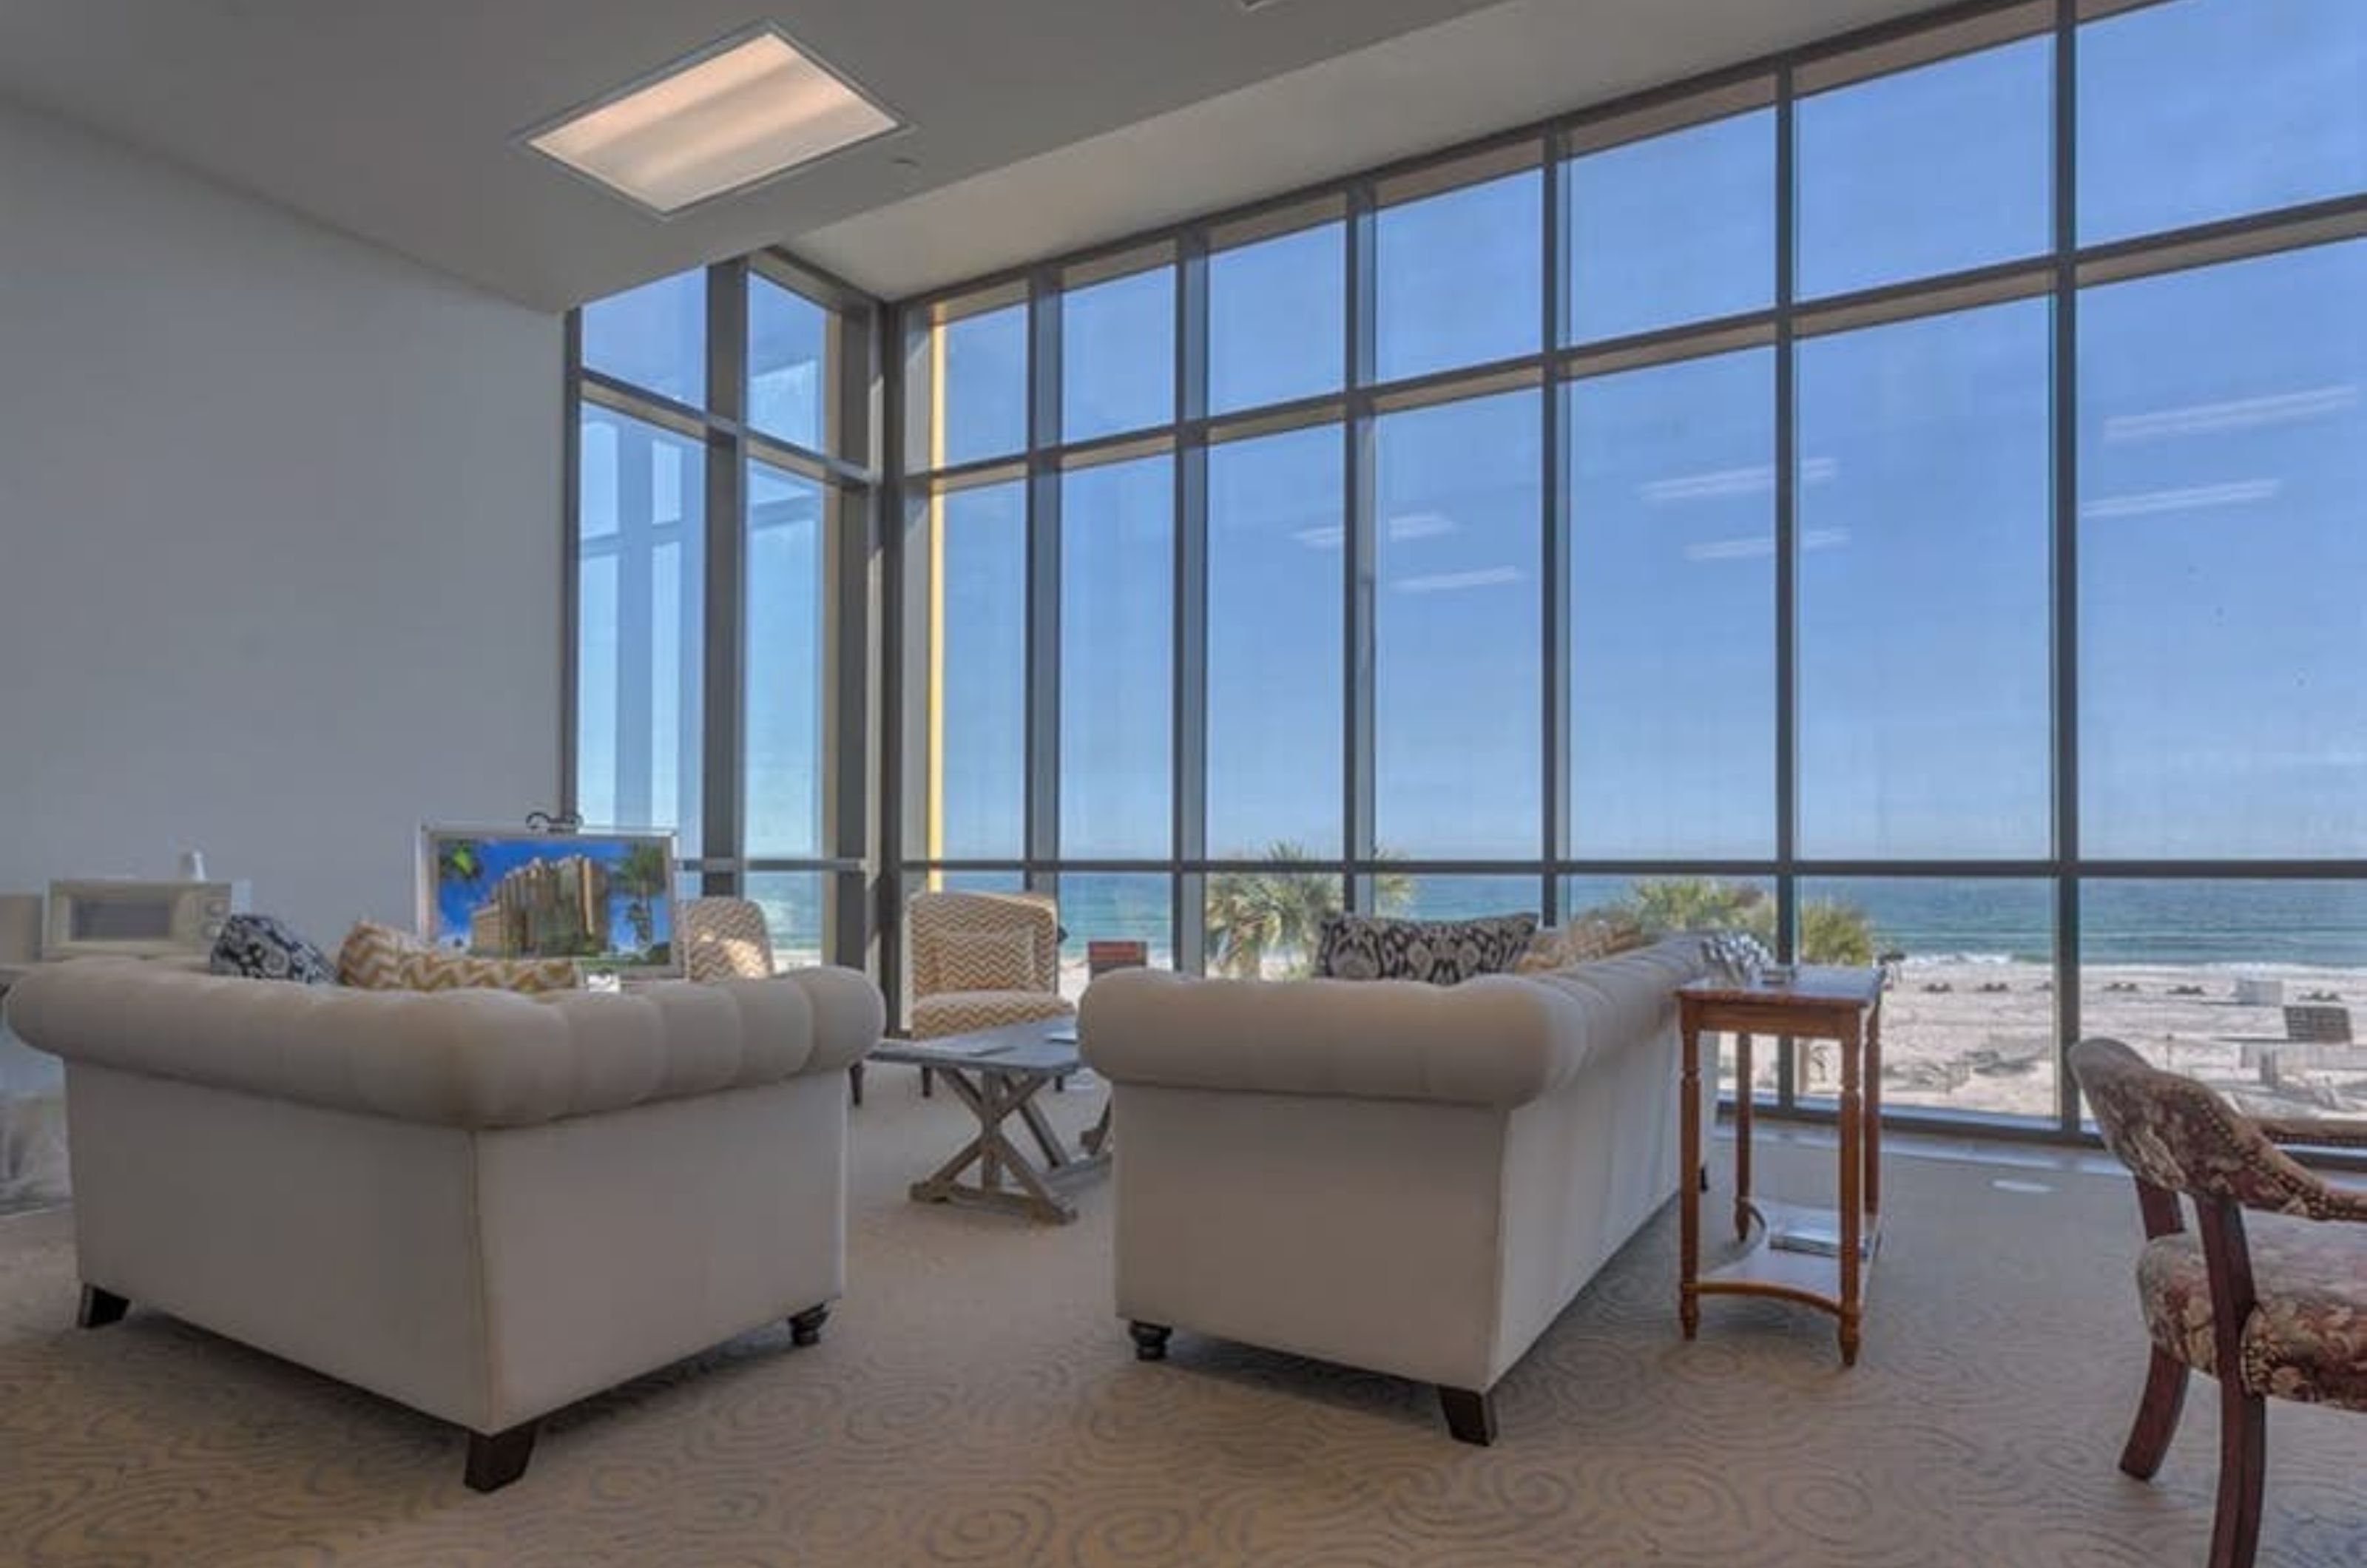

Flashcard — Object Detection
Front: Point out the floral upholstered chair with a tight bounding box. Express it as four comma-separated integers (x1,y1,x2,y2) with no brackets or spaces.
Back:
905,891,1074,1095
2070,1038,2367,1568
678,896,868,1104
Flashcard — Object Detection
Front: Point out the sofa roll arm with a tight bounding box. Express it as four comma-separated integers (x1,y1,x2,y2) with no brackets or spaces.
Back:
4,959,882,1130
1079,968,1599,1109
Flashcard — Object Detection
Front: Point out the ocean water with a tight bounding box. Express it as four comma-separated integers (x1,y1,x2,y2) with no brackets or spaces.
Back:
995,873,2367,970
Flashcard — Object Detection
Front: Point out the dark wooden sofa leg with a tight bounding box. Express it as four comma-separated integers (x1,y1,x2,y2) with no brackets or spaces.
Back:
921,1066,934,1098
2118,1347,2189,1480
1130,1321,1172,1362
1439,1386,1497,1446
76,1285,129,1329
465,1422,538,1493
849,1062,865,1107
789,1303,831,1348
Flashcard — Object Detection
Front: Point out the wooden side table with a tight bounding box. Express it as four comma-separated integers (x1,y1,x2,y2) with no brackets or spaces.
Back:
1678,966,1884,1366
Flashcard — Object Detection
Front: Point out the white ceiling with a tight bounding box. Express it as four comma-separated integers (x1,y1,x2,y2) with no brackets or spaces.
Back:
0,0,1950,311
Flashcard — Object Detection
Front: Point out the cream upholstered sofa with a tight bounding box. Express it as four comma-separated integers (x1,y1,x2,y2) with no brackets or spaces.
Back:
3,958,881,1490
1079,935,1709,1444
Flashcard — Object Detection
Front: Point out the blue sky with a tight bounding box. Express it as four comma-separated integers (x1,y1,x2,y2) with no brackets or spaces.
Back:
581,0,2366,872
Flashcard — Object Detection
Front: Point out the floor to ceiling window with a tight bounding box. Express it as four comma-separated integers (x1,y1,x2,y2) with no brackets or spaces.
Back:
570,255,877,969
888,0,2367,1132
564,0,2365,1134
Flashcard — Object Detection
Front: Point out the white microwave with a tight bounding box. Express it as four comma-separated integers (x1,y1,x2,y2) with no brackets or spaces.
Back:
44,879,251,959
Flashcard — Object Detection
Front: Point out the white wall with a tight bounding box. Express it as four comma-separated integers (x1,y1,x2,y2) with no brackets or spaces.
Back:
0,95,564,943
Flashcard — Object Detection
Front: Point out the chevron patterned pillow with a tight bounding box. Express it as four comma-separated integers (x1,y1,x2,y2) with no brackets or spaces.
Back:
394,950,584,995
337,921,422,989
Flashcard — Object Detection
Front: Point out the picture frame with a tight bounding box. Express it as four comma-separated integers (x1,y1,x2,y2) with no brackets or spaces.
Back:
417,824,681,976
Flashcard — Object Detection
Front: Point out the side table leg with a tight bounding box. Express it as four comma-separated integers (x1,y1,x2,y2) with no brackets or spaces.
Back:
1733,1032,1754,1243
1838,1015,1863,1368
1865,998,1883,1222
1680,1020,1701,1340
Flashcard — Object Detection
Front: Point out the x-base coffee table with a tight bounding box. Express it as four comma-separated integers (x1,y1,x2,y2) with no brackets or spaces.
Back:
872,1023,1110,1223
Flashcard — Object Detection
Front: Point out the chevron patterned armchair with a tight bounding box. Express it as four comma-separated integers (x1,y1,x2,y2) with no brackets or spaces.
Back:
679,896,870,1104
906,889,1073,1035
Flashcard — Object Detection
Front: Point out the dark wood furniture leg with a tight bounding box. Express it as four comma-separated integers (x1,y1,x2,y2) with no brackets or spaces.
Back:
1679,1018,1701,1340
2197,1196,2266,1568
465,1422,538,1493
848,1063,865,1107
789,1303,831,1347
1439,1386,1497,1446
1129,1321,1172,1362
921,1066,933,1098
76,1285,129,1328
1837,1013,1863,1368
2118,1347,2190,1480
1733,1031,1754,1241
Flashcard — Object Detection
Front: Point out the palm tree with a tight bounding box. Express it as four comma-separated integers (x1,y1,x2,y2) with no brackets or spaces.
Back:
612,842,672,953
1593,876,1875,965
1205,843,1416,979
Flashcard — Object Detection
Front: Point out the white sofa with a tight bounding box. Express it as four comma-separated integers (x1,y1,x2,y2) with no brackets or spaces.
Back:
1078,935,1709,1444
3,959,881,1490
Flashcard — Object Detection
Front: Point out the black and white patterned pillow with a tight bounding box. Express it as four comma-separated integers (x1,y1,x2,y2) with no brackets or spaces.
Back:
1312,913,1539,986
209,913,333,984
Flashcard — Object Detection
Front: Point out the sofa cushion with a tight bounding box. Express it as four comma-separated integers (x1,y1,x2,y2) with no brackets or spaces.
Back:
932,928,1039,994
209,913,333,984
337,921,422,988
394,949,584,996
1313,913,1538,985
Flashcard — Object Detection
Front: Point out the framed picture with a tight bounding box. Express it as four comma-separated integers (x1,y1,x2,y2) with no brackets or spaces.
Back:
417,825,680,976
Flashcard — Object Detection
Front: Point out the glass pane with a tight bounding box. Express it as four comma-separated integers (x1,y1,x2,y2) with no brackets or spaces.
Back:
2079,0,2367,246
1206,425,1344,858
2083,880,2367,1123
749,274,827,450
581,270,706,405
1062,266,1175,442
745,871,828,970
744,462,826,859
1797,36,2053,299
1801,877,2057,1120
574,407,703,845
1568,348,1775,858
1374,171,1542,382
1388,874,1542,923
1209,222,1345,414
1374,390,1543,860
1058,873,1174,1001
2079,240,2367,859
1204,866,1343,979
933,302,1028,467
1564,109,1775,343
1796,300,2053,859
929,482,1028,859
1060,456,1173,859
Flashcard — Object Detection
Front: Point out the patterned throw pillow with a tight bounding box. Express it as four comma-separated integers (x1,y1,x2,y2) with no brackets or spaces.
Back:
209,914,334,984
394,950,584,996
337,921,422,989
934,928,1039,993
1512,915,1652,976
1312,913,1539,986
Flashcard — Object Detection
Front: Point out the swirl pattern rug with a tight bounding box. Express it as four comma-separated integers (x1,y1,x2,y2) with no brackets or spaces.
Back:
1,1082,2363,1567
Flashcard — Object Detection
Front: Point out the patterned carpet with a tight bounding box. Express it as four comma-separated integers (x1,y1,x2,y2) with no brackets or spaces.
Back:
1,1080,2363,1567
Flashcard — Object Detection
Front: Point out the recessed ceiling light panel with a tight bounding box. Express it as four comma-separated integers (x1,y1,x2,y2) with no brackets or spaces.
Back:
525,25,899,216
